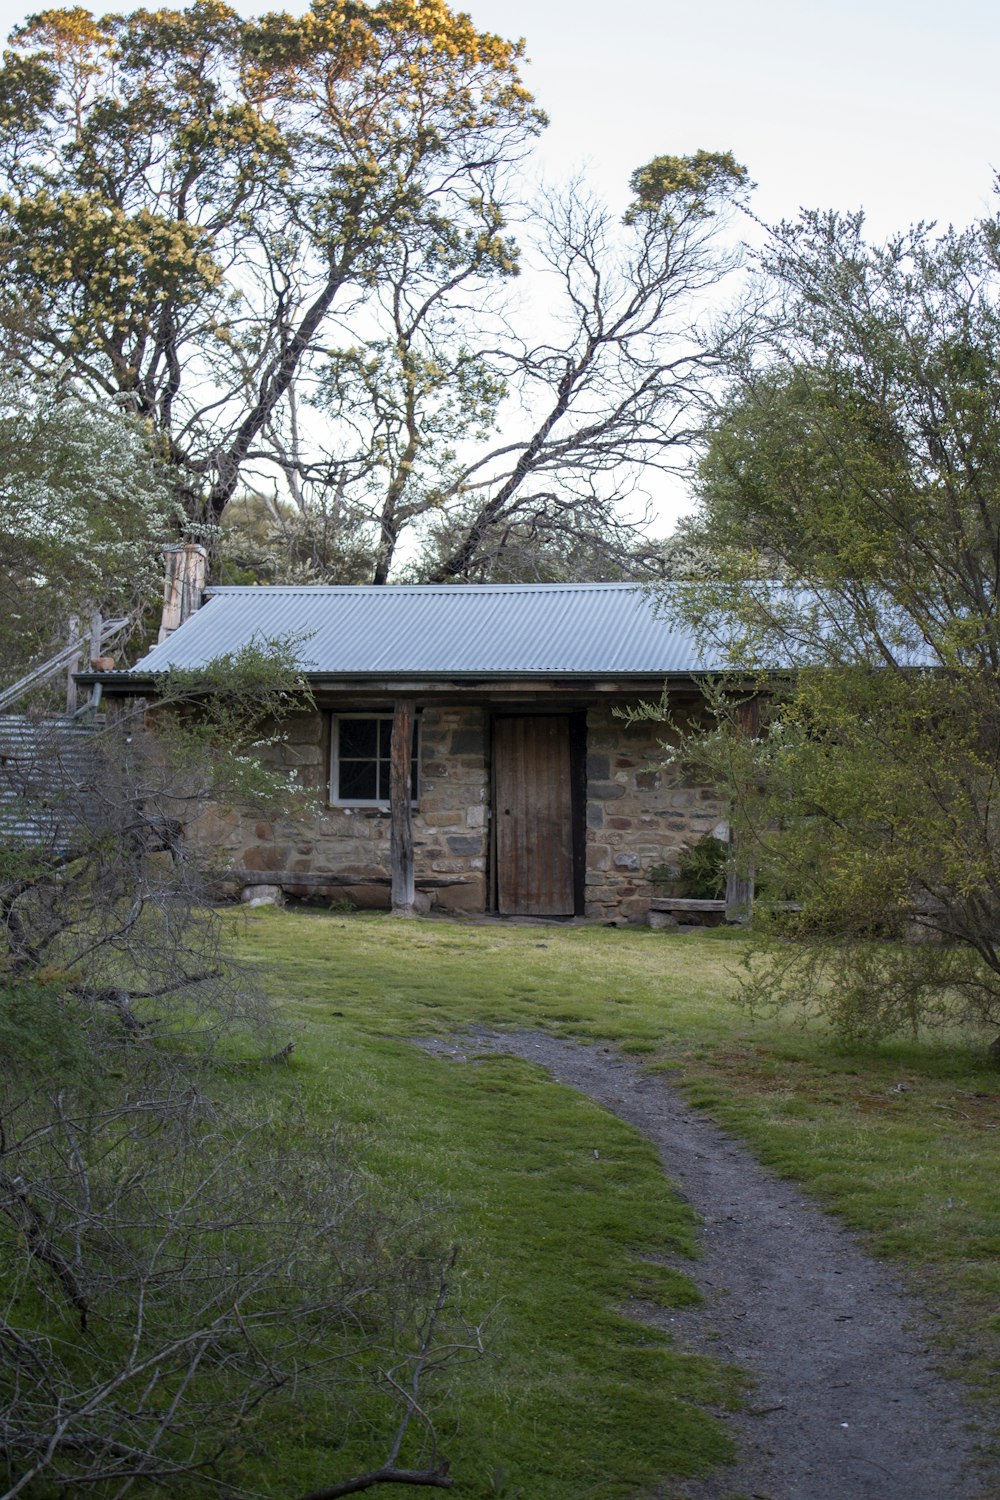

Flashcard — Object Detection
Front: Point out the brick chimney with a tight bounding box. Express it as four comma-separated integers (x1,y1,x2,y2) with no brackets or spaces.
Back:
158,543,208,643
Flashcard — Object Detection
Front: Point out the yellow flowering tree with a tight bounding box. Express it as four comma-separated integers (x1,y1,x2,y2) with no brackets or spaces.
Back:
0,0,540,528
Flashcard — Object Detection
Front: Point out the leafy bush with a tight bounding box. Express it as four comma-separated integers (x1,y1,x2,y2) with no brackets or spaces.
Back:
677,836,727,900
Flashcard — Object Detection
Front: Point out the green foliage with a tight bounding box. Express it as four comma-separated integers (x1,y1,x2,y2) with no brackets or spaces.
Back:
624,150,750,225
668,203,1000,1044
0,2,749,584
0,670,476,1496
677,834,727,900
219,491,379,585
152,637,316,809
0,977,90,1081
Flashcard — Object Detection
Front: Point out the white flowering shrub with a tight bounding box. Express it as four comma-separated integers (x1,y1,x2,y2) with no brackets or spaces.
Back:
0,373,176,683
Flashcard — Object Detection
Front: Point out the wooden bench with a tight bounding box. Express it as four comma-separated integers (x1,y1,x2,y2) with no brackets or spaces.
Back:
649,897,728,926
649,898,727,913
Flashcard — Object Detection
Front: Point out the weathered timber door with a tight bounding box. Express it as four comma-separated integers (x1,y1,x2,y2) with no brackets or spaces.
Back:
494,716,575,916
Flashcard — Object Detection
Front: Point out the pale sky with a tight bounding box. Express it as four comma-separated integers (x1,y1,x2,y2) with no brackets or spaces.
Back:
1,0,994,235
462,0,998,235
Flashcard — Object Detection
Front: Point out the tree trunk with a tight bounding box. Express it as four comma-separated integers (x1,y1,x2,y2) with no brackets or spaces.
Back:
390,698,416,915
725,695,760,923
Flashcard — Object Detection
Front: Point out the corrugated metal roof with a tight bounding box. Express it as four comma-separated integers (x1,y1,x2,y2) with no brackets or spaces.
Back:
130,582,723,678
0,715,100,852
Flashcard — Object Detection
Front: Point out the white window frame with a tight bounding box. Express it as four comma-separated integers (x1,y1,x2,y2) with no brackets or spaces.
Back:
329,713,420,808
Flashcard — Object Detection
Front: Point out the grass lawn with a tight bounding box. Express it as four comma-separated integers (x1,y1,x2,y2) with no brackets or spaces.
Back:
232,908,1000,1498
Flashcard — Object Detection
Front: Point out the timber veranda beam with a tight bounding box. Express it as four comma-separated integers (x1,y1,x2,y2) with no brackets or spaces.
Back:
389,697,416,915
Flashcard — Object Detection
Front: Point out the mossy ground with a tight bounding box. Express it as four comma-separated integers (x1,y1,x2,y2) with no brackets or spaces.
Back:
230,909,1000,1496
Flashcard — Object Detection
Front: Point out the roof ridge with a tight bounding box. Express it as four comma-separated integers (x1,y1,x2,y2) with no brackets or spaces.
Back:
205,580,644,595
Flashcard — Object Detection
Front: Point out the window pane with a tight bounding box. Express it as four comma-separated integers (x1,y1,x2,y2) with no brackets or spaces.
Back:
375,762,420,800
339,760,377,800
340,719,378,757
375,720,420,757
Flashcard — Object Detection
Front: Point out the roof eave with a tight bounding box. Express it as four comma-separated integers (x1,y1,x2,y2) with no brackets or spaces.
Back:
76,667,776,694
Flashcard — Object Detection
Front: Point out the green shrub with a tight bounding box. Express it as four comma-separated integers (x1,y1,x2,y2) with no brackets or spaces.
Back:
677,835,727,899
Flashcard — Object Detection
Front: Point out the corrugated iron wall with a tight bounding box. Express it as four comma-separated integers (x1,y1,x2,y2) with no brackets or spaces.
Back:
0,715,101,853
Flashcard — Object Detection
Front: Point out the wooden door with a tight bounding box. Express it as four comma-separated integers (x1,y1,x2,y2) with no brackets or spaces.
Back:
494,716,575,916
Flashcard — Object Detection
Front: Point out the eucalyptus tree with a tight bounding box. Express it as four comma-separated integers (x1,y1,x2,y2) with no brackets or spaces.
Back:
0,0,541,528
671,205,1000,1046
305,150,750,582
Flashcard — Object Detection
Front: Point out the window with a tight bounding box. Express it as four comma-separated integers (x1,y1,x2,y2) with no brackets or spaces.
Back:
330,715,419,806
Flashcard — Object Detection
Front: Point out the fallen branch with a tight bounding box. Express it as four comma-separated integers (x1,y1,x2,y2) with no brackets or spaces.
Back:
297,1462,453,1498
298,1248,465,1500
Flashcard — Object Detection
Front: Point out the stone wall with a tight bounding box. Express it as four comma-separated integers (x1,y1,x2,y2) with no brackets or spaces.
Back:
189,705,489,911
583,702,726,921
187,698,723,920
410,707,489,910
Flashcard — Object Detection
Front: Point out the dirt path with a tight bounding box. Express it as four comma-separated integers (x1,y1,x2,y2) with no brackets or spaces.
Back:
418,1030,997,1500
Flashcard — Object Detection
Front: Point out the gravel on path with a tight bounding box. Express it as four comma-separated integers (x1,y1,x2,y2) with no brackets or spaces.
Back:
418,1030,997,1500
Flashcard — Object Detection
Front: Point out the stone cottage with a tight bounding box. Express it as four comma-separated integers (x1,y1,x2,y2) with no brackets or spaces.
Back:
82,563,739,921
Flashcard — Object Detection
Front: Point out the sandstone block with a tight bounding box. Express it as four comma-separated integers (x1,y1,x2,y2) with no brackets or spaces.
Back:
283,743,322,767
433,879,485,912
241,845,280,873
286,714,323,745
450,729,485,754
241,883,284,907
619,896,649,918
447,834,482,855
